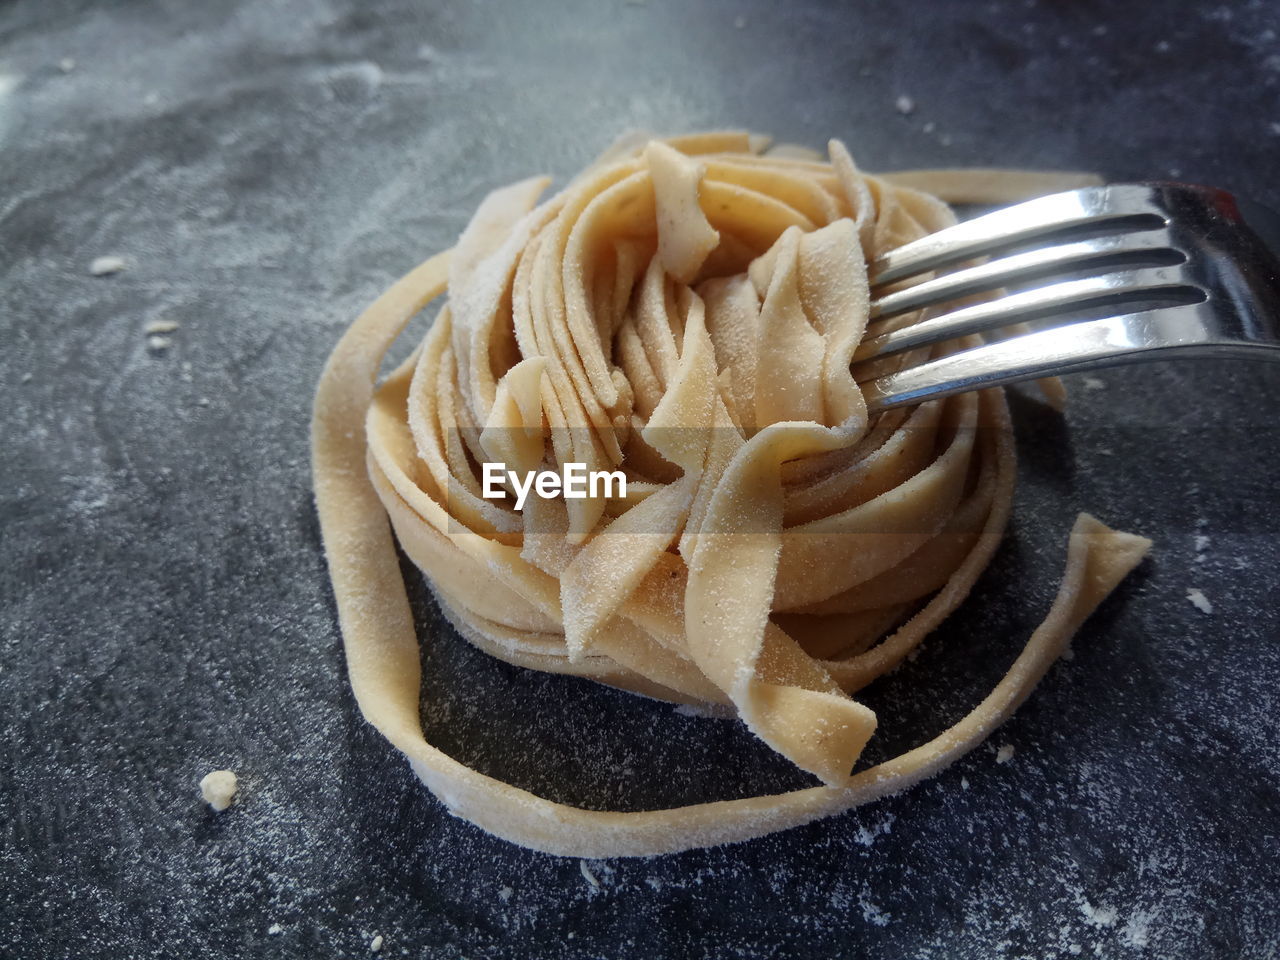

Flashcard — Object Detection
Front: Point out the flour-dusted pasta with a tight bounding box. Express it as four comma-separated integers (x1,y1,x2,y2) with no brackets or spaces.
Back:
311,132,1151,856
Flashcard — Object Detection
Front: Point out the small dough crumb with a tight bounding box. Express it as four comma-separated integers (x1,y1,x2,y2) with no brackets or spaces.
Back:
90,256,128,276
147,335,172,353
267,923,283,936
145,319,180,335
200,769,238,811
1186,588,1213,614
579,860,601,888
1083,376,1105,390
734,16,745,28
995,744,1015,764
370,934,383,952
895,95,915,115
59,57,77,73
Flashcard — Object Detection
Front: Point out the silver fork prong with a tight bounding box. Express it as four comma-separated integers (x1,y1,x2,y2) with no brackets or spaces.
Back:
868,184,1167,288
854,266,1206,364
870,230,1184,322
860,303,1272,413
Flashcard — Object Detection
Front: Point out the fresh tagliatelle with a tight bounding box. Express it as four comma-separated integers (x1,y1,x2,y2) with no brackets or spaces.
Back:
311,131,1152,857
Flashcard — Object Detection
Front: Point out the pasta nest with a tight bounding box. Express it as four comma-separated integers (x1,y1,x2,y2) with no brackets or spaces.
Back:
313,132,1149,855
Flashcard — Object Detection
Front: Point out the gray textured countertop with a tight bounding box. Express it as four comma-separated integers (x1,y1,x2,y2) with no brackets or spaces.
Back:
2,1,1279,957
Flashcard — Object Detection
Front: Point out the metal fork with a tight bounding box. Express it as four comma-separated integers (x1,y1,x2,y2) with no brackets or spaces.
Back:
856,182,1280,412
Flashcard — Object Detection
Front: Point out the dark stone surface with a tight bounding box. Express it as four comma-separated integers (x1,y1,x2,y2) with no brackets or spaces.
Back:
2,0,1279,957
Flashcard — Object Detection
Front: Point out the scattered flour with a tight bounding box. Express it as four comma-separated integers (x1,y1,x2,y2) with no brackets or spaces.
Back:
859,891,892,927
672,702,732,719
1185,588,1213,615
1080,901,1118,927
1122,908,1157,948
853,813,895,847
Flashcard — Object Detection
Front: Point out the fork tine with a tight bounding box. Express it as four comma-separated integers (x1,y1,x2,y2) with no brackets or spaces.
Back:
860,303,1241,412
871,230,1185,322
854,266,1207,363
868,184,1167,288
